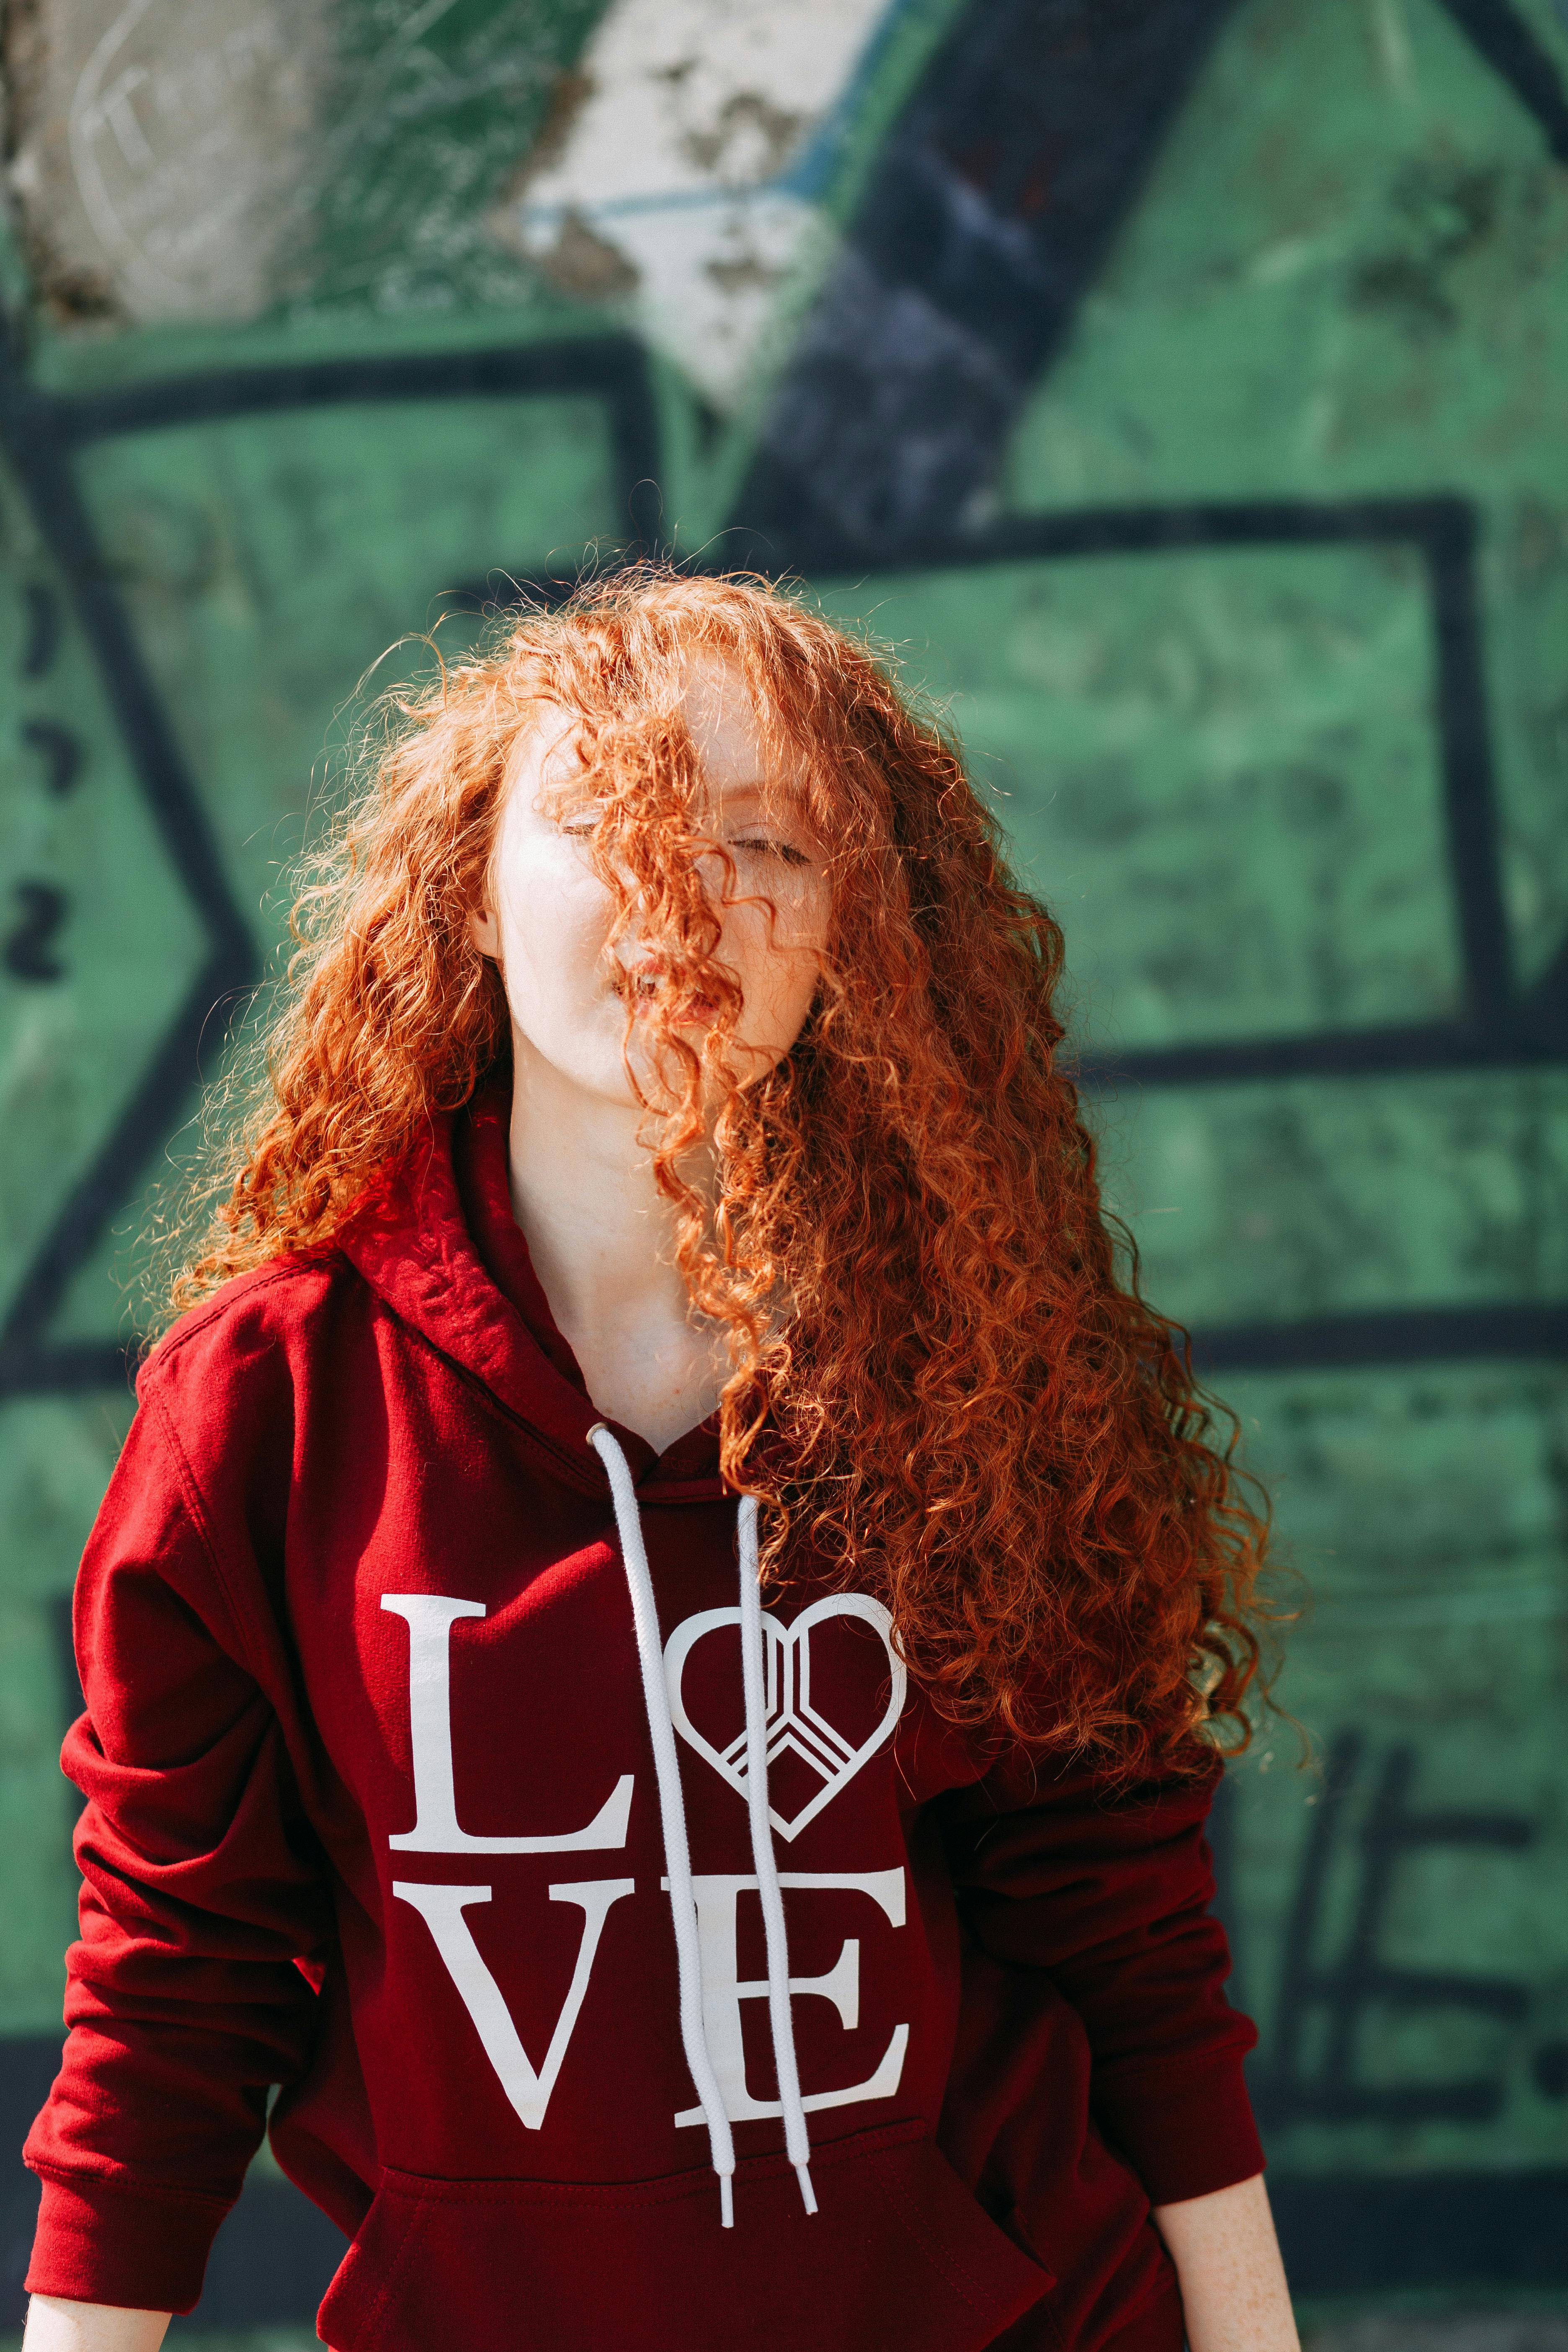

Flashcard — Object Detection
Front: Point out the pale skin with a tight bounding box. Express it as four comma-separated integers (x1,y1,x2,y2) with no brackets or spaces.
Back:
25,662,1297,2352
469,660,834,1452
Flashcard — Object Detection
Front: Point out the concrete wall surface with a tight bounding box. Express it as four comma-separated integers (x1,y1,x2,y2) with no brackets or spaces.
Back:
0,0,1565,2340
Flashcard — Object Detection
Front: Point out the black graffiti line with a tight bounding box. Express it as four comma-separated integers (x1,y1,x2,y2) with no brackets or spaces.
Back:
0,1340,137,1395
1394,1806,1534,1848
1320,1745,1521,2086
20,720,84,796
3,881,68,982
722,489,1494,573
767,487,1477,561
0,960,248,1399
52,338,664,552
707,493,1551,1110
1192,1303,1568,1371
1206,1770,1244,2017
0,384,250,1002
1522,926,1568,1052
792,495,1538,1073
1255,1736,1537,2125
56,337,648,434
1438,0,1568,161
1268,1730,1359,2088
1075,1019,1558,1088
1297,1963,1529,2020
21,581,59,678
1428,502,1514,1028
0,329,664,1394
0,348,255,1377
1259,2077,1508,2126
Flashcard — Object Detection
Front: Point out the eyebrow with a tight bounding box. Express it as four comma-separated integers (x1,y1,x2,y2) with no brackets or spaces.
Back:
712,783,805,818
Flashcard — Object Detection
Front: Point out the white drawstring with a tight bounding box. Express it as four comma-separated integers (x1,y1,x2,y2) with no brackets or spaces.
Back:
737,1494,818,2217
589,1425,737,2226
591,1428,818,2227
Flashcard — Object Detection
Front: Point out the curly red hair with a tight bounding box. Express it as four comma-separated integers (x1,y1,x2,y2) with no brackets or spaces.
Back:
167,564,1272,1776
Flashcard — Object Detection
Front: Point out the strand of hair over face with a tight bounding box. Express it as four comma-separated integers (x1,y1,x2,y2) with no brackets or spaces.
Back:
166,562,1279,1778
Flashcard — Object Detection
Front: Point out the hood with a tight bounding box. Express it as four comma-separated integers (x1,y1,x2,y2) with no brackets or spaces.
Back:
339,1082,724,1502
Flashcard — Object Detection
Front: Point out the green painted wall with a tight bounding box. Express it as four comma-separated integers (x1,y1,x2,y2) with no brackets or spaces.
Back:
812,0,1568,2202
1,0,1566,2334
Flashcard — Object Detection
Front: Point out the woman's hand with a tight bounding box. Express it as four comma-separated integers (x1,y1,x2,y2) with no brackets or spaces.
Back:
22,2298,170,2351
1150,2172,1299,2352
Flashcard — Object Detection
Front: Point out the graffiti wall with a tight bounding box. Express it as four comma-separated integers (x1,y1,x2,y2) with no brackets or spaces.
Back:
1,0,1566,2336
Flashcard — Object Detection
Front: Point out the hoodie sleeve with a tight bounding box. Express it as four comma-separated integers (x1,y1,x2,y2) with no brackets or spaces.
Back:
24,1371,333,2317
940,1744,1263,2208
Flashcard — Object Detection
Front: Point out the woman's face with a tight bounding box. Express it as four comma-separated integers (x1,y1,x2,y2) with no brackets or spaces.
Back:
469,659,831,1113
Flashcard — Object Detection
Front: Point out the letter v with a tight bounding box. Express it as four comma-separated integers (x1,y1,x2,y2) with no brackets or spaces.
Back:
393,1880,634,2129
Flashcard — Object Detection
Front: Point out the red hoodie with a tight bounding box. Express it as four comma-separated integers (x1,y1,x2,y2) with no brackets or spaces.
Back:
25,1091,1263,2352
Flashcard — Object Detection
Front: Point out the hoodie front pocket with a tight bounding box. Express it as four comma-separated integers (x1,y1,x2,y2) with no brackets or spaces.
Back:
319,2120,1050,2352
315,2173,433,2352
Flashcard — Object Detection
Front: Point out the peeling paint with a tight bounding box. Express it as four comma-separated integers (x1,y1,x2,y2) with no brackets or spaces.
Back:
495,0,898,412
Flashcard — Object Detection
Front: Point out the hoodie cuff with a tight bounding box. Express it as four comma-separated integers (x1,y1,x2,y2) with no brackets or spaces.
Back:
25,2168,233,2316
1093,2050,1266,2208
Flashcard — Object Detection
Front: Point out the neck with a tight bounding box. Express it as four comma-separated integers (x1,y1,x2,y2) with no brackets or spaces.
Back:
503,1034,724,1453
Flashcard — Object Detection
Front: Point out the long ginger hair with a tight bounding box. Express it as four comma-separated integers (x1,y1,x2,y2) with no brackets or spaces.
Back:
167,565,1271,1775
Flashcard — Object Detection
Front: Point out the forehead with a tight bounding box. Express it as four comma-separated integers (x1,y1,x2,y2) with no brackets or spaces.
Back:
502,701,582,808
681,655,808,811
508,654,802,808
679,652,753,747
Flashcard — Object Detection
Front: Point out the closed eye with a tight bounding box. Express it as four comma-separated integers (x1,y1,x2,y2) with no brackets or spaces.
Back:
731,836,811,868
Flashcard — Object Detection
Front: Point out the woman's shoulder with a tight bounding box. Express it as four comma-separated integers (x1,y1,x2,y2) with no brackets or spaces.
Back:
139,1248,362,1404
126,1249,395,1533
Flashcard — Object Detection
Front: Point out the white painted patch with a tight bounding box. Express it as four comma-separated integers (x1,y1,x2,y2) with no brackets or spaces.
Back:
498,0,899,413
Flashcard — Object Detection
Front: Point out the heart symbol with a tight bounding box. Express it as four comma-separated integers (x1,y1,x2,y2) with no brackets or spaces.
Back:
663,1593,907,1842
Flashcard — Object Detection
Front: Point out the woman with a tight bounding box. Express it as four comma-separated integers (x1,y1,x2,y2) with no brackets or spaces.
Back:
23,569,1296,2351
